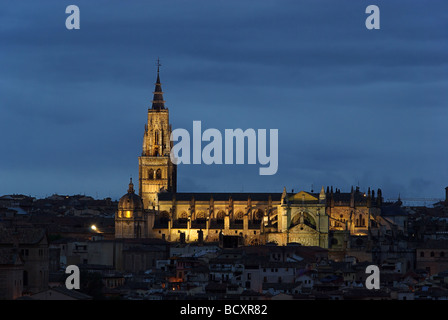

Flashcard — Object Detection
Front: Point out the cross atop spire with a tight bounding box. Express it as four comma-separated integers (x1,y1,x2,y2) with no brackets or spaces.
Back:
156,57,161,73
151,57,165,110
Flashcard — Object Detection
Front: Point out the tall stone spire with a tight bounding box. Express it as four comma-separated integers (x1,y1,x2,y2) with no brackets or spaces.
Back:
139,58,177,208
151,58,165,110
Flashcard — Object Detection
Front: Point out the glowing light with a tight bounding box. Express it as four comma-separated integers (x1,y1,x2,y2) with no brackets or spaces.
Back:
125,210,132,218
91,225,97,231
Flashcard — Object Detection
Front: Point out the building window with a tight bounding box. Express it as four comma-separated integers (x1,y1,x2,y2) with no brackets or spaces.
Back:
196,211,206,220
431,251,435,257
253,209,263,222
441,252,445,258
420,251,424,258
156,169,162,179
155,130,159,145
234,211,244,223
216,211,225,225
178,212,188,224
148,169,154,180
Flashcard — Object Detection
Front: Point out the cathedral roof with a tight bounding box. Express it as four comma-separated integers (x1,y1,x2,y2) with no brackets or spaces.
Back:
157,192,283,202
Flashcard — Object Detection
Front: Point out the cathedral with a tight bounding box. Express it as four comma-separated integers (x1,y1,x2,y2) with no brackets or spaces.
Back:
115,66,384,249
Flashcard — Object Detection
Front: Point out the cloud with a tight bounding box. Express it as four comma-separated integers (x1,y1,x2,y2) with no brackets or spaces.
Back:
0,0,446,199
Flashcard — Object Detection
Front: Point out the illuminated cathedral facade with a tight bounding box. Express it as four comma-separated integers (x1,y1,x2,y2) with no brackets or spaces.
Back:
115,66,384,249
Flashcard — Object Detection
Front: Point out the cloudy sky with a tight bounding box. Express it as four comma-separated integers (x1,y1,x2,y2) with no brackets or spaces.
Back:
1,0,447,203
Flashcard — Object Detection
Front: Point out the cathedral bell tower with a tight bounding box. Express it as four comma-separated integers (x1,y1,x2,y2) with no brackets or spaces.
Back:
139,61,177,209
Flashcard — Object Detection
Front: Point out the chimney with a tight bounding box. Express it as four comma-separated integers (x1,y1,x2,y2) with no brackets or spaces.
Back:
445,186,448,204
377,188,382,207
330,187,335,208
367,187,371,208
350,186,355,208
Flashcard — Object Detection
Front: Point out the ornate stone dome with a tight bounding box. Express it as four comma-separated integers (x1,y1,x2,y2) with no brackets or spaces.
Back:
118,178,143,212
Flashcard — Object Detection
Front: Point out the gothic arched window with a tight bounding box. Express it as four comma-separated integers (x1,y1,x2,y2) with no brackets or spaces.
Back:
253,209,264,221
234,211,244,223
159,211,170,223
161,129,164,149
148,169,154,180
156,169,162,179
178,212,188,223
196,211,206,222
358,214,365,227
154,130,159,145
216,211,225,221
196,211,206,219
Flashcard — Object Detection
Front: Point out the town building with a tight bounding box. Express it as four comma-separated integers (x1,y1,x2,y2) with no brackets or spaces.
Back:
0,224,49,294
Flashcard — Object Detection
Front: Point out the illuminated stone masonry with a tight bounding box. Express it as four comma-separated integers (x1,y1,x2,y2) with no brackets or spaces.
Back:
115,68,384,249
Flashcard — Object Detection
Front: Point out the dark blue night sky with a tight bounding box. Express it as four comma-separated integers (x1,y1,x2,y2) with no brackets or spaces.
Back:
1,0,447,203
